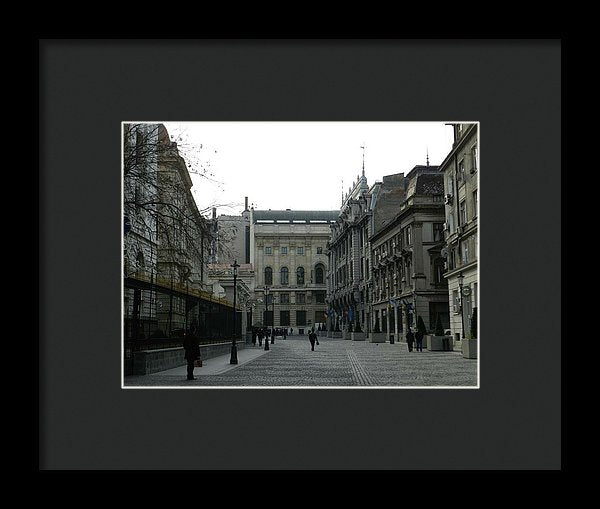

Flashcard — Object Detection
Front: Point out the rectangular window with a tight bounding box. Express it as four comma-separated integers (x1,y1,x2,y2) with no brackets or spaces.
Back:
433,223,444,242
281,246,288,255
460,200,466,224
458,159,465,184
265,246,272,255
315,291,326,304
296,310,306,325
297,246,304,255
314,310,326,324
264,310,273,326
317,247,323,254
473,190,478,218
280,293,290,304
296,292,305,304
406,226,412,245
452,289,459,313
462,240,469,264
471,145,478,173
280,310,290,326
447,174,454,196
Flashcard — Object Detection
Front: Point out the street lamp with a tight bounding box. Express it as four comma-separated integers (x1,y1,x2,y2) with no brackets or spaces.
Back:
457,271,465,340
230,260,240,364
263,285,270,351
270,294,275,344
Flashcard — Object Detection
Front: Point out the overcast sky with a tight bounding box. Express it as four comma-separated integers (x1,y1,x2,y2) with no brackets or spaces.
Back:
162,122,455,217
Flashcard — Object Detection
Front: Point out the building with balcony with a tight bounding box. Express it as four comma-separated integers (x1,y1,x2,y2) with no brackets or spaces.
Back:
369,165,449,341
250,209,337,334
439,123,479,346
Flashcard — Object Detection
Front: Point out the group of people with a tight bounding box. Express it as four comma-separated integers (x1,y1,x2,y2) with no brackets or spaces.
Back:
251,327,292,346
405,327,424,352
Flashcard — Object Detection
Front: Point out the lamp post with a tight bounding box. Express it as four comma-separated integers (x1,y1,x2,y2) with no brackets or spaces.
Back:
263,285,270,351
457,271,465,340
229,260,239,364
270,294,275,344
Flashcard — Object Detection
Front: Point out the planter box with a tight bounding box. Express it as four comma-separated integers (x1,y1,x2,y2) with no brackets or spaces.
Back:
462,338,478,359
342,331,350,340
370,332,387,343
331,331,343,338
351,332,366,341
427,335,454,351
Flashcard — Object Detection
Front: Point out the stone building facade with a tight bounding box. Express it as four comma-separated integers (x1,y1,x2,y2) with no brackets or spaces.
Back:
326,172,372,334
250,209,337,334
123,123,212,338
369,165,449,341
439,123,479,346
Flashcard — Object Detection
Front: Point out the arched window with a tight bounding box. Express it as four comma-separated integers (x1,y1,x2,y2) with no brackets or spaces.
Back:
296,266,305,285
280,267,289,285
315,265,324,285
265,267,273,285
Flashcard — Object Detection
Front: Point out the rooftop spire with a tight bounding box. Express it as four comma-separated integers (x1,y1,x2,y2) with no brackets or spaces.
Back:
426,147,429,167
361,143,366,177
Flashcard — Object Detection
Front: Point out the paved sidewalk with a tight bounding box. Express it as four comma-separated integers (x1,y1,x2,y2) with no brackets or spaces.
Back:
147,344,271,377
124,337,477,388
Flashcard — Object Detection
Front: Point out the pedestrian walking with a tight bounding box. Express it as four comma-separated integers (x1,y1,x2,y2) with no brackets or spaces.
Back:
415,328,424,352
258,328,263,347
406,328,414,352
283,328,287,340
309,328,318,351
183,326,201,380
252,327,257,346
290,327,293,336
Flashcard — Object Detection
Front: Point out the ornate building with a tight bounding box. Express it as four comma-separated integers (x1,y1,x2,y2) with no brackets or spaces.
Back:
326,171,372,334
439,123,479,346
369,165,449,341
250,209,337,334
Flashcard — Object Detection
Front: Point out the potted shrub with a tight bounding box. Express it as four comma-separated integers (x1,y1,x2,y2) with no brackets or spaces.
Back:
351,320,366,341
426,315,452,351
370,314,386,343
462,308,478,359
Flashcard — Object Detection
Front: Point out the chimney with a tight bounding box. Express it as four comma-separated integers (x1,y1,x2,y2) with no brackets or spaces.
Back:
244,196,248,211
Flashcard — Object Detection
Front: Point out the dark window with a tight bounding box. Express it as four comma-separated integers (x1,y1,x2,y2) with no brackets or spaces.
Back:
316,247,323,254
280,310,290,326
265,267,273,285
280,293,290,304
316,266,324,284
315,291,326,304
296,310,307,325
265,246,272,255
296,293,305,304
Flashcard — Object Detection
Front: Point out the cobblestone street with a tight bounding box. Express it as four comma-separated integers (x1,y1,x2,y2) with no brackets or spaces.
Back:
124,337,478,388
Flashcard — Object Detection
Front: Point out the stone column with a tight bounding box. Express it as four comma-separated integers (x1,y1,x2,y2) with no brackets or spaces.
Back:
394,304,399,338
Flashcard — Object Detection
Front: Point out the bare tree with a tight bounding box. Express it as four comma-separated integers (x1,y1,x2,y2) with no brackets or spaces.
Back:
123,123,238,338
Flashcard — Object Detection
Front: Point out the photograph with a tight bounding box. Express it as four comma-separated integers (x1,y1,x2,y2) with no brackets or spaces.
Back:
122,121,480,388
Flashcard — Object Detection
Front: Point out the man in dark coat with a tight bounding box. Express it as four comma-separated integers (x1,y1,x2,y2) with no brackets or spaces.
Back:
415,328,424,352
283,328,287,340
183,326,201,380
308,328,317,351
406,328,415,352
